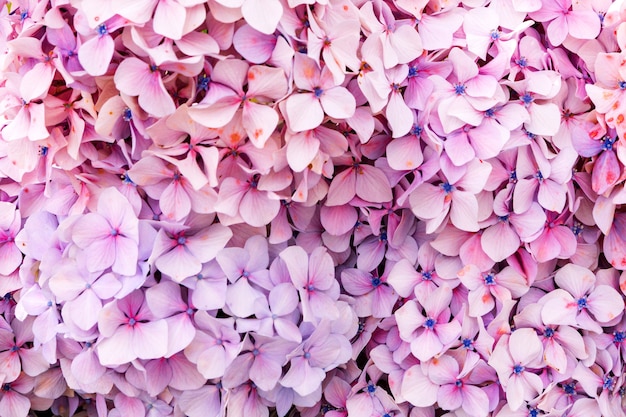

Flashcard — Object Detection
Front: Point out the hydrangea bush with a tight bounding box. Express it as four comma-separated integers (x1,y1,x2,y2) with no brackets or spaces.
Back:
0,0,626,416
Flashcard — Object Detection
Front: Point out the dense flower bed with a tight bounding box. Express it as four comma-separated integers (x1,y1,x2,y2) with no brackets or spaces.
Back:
0,0,625,416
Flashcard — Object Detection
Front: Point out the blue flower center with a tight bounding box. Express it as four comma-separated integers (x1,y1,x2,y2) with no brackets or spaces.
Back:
123,108,132,121
97,24,108,37
521,93,533,106
462,338,472,348
128,318,136,326
39,146,48,156
367,384,376,393
577,296,587,310
177,236,186,245
485,108,495,118
408,66,418,78
513,364,524,374
619,81,626,90
509,170,517,182
563,382,576,395
543,327,554,338
441,182,453,193
498,214,509,222
535,171,544,181
516,57,528,68
490,30,500,40
484,274,495,285
20,11,28,21
411,125,423,136
252,348,260,356
571,223,583,236
198,74,210,91
603,376,615,390
455,379,463,387
422,271,432,281
1,383,10,392
424,318,436,329
614,331,625,343
110,229,119,236
454,84,466,95
313,87,323,98
371,277,381,287
601,136,615,150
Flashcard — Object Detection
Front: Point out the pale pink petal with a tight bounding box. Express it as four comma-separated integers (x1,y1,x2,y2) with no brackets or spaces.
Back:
481,222,520,262
67,290,102,331
387,136,423,171
411,329,443,361
113,57,150,96
138,73,177,117
286,131,319,173
386,92,414,138
356,165,393,204
567,10,600,40
0,390,30,417
320,87,356,120
132,320,169,360
279,246,309,288
160,181,192,222
386,258,420,298
97,327,137,366
189,98,241,129
283,93,324,132
543,339,567,374
239,189,280,227
587,285,624,323
326,167,356,206
71,349,106,384
462,385,490,417
509,328,542,365
241,0,282,35
540,289,578,326
242,102,278,148
233,24,276,64
410,183,446,220
78,35,114,76
154,0,186,40
450,191,479,232
437,384,462,412
554,264,596,298
20,63,55,102
401,365,438,407
247,65,288,99
156,246,202,282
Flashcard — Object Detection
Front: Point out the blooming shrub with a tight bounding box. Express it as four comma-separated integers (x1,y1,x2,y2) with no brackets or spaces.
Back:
0,0,626,416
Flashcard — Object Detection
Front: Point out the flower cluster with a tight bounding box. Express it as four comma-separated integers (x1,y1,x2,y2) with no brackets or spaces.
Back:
0,0,626,416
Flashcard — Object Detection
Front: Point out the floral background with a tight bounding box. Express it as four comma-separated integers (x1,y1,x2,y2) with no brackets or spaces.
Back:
0,0,625,416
